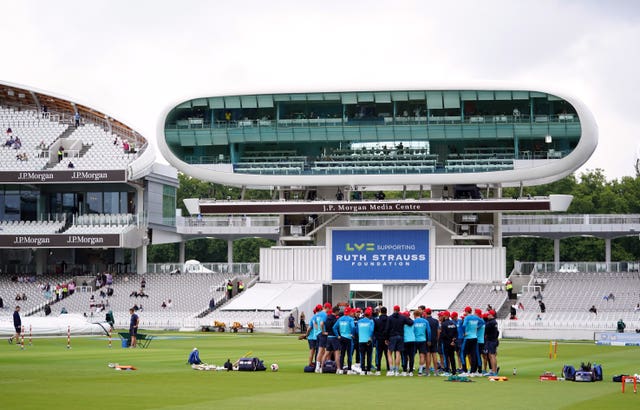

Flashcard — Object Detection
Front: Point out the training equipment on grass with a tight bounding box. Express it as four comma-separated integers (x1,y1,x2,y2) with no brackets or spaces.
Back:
562,362,602,382
20,326,25,349
621,376,638,393
548,340,558,359
66,325,71,349
445,375,474,382
489,376,509,382
270,363,279,372
539,371,558,381
29,325,32,346
321,360,337,374
237,357,266,371
232,351,253,367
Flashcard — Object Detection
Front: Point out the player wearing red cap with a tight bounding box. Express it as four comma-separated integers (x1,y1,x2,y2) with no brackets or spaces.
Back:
385,305,413,376
333,307,356,372
401,311,415,376
461,307,484,376
356,308,375,374
299,305,322,369
322,305,341,369
440,311,458,375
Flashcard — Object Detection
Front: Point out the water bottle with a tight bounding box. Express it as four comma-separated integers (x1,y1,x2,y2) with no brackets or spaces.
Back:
513,368,517,375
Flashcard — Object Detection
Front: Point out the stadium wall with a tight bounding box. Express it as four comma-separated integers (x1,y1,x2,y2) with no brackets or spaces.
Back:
260,246,329,282
260,245,505,284
382,284,425,310
433,246,505,282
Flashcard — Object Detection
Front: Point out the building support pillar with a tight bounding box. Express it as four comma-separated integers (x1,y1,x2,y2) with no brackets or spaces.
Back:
179,241,185,264
227,239,234,265
605,238,611,268
136,245,147,274
554,239,560,271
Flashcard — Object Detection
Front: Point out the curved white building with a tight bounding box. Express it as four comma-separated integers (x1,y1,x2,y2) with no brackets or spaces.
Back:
158,86,597,189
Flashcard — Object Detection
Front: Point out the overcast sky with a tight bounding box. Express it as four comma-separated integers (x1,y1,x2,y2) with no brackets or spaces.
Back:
1,0,638,180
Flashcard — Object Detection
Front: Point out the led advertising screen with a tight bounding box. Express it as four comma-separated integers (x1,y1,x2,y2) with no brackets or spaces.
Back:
331,229,429,281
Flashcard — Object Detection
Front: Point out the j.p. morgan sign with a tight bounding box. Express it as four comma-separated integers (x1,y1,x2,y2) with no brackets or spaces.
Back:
0,234,121,248
0,170,127,183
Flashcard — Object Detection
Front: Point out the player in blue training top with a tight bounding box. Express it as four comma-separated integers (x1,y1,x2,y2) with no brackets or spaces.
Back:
461,306,485,375
333,307,356,372
412,310,431,376
452,311,465,373
477,310,488,374
356,307,375,374
401,311,416,376
299,304,322,368
312,303,330,372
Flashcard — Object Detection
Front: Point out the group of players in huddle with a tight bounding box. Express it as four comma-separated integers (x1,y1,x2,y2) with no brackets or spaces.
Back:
300,303,499,376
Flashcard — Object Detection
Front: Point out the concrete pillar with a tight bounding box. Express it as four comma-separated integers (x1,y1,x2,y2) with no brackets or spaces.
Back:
227,239,234,265
34,248,47,275
136,245,147,274
605,238,611,267
554,239,560,271
114,248,125,264
493,211,502,247
179,241,185,264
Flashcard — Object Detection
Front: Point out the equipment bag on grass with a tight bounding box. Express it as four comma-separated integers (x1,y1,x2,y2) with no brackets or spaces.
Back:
562,365,576,381
322,360,337,374
238,357,266,371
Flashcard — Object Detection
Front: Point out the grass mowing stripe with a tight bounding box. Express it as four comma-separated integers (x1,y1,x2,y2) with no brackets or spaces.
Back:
1,333,639,409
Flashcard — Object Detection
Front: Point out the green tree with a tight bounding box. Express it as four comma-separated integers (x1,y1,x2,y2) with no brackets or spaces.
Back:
233,238,276,263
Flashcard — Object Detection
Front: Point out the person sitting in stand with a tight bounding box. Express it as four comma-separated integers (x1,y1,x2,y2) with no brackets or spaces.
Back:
589,305,598,315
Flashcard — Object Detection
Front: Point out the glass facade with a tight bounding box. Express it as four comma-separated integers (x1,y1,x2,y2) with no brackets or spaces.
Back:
164,90,581,176
162,185,176,226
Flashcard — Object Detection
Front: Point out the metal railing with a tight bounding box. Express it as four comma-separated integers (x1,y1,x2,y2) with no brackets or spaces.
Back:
515,260,640,274
503,214,640,225
146,262,259,275
167,113,580,130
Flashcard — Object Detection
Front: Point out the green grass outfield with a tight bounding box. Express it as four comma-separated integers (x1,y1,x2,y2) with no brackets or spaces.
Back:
1,332,639,409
